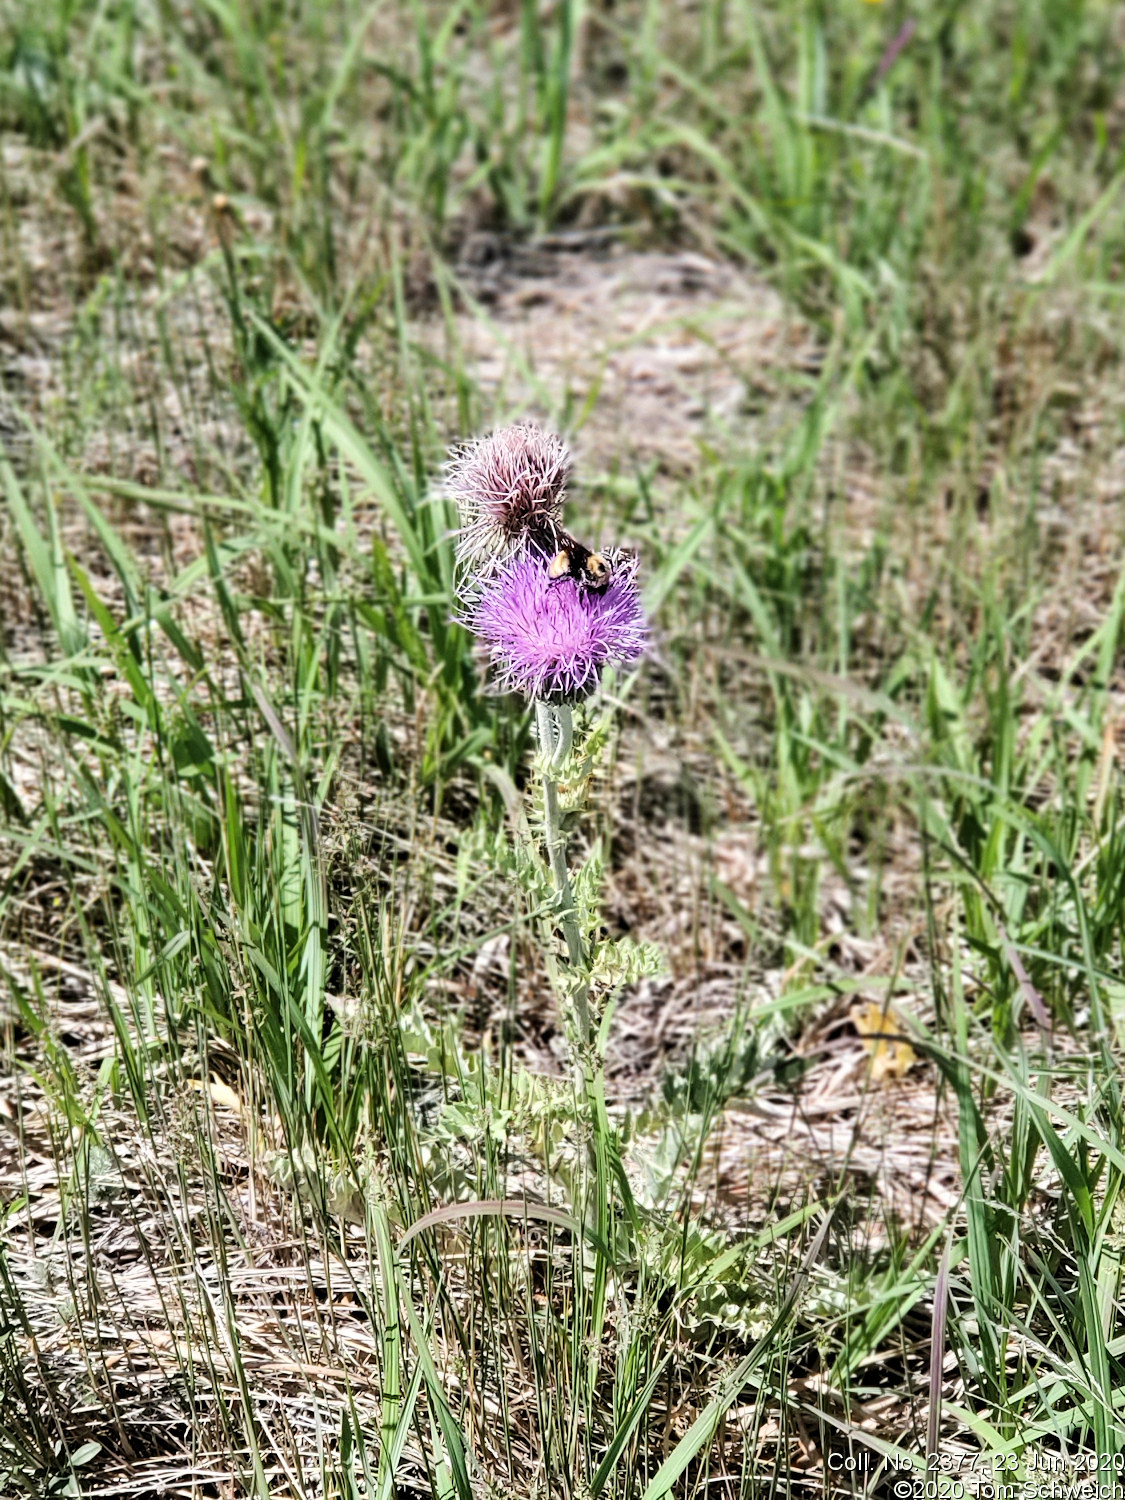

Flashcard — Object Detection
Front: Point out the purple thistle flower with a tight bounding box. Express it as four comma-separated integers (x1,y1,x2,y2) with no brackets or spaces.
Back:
446,425,570,583
468,552,648,701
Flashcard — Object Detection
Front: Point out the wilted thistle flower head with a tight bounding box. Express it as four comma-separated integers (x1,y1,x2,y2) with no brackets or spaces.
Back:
468,552,648,701
446,424,570,580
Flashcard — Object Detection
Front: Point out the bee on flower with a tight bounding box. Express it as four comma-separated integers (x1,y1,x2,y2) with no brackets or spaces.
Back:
447,424,647,701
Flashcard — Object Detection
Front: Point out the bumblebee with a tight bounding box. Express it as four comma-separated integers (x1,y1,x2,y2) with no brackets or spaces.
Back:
545,535,613,593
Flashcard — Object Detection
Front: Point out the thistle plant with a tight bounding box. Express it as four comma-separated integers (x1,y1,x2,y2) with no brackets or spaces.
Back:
450,425,657,1093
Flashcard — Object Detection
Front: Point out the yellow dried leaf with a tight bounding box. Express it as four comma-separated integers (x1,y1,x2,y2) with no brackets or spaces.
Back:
852,1001,916,1082
207,1079,243,1115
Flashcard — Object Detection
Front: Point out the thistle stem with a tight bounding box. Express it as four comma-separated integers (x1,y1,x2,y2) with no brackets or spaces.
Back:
534,700,591,1048
534,702,606,1318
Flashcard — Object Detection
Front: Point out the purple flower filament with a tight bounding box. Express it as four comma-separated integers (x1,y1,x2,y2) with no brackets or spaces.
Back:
470,552,648,701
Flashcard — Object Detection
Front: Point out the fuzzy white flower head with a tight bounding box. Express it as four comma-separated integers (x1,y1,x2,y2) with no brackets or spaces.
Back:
446,424,570,590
